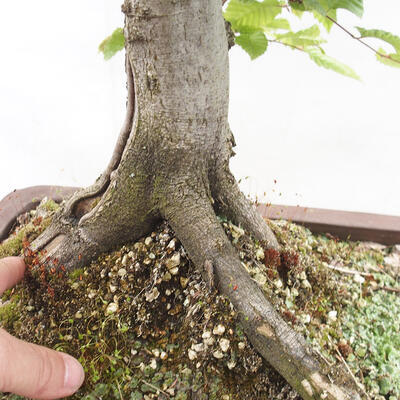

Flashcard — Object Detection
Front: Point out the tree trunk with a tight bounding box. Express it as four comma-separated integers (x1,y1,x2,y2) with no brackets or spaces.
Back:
29,1,362,399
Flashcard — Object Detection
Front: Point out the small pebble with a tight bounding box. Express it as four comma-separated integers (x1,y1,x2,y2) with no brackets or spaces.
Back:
106,302,118,314
219,338,230,352
213,350,224,359
227,360,237,370
213,324,226,335
192,343,205,352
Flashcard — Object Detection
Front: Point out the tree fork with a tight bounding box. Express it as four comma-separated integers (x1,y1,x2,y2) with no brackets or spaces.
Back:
29,1,362,398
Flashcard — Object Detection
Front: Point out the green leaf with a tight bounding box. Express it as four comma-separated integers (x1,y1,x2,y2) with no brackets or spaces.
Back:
327,0,363,18
303,0,326,15
289,0,305,12
303,0,363,17
236,31,269,59
99,28,125,60
376,48,400,68
224,0,283,32
313,9,336,32
306,47,360,79
265,18,291,31
356,27,400,53
275,25,325,48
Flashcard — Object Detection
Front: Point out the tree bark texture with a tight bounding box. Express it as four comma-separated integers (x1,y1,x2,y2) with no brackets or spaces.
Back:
29,1,362,399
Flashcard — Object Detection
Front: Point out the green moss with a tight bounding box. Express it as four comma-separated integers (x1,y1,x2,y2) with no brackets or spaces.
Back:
68,268,85,281
42,199,59,212
0,301,18,328
0,226,28,258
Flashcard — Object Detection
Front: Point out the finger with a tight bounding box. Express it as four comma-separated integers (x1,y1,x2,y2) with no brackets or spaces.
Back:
0,329,84,399
0,257,25,294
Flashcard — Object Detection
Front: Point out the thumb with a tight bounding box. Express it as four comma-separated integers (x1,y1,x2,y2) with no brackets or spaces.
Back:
0,329,84,399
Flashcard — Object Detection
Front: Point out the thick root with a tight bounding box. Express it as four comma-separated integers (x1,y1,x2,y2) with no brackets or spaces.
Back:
161,186,361,400
31,174,157,270
212,167,279,250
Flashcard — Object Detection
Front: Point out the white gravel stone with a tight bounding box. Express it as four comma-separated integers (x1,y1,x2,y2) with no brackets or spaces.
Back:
188,349,197,360
227,360,237,370
219,338,230,352
301,279,312,289
203,337,215,346
192,343,206,352
212,350,224,359
353,274,365,284
145,287,160,302
152,349,160,358
202,331,211,339
144,237,152,246
117,268,127,277
213,324,226,335
106,302,118,314
238,342,245,350
327,310,337,323
167,239,176,249
300,314,311,324
166,253,181,269
256,247,265,260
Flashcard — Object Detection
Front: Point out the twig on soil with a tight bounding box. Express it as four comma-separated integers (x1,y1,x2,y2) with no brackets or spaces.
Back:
373,286,400,294
141,379,170,398
326,264,373,277
328,337,371,400
327,264,400,294
116,380,123,400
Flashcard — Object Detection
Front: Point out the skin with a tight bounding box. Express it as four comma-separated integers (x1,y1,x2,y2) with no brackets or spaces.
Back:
0,257,85,399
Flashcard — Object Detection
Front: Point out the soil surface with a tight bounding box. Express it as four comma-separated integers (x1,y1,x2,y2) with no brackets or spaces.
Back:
0,199,399,400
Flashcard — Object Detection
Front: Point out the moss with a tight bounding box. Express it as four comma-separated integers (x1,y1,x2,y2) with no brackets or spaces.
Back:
42,199,59,212
1,206,398,400
0,228,26,258
0,300,18,329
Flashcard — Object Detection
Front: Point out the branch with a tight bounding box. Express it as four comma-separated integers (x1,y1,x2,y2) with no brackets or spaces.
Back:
326,16,400,66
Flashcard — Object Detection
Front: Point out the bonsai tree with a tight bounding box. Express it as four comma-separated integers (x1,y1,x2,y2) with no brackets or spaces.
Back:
21,0,399,398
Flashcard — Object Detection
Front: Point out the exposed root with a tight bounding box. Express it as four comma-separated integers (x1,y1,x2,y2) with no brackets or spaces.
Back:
161,186,362,400
212,167,279,250
63,57,136,221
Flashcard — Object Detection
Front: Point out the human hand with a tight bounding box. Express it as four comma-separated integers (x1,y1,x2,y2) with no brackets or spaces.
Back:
0,257,84,399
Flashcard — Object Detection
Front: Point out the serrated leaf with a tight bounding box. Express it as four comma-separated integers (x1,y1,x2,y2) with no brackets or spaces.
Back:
306,47,360,79
99,28,125,60
313,9,336,32
289,0,305,13
376,48,400,68
236,31,268,59
304,0,363,17
265,18,291,31
275,25,325,48
326,0,363,18
224,0,283,32
356,27,400,53
303,0,325,15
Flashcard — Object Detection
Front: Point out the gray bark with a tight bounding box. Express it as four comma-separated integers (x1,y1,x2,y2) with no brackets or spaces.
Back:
30,1,362,399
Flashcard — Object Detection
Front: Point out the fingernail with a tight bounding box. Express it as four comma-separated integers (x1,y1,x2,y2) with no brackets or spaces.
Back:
62,354,85,391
